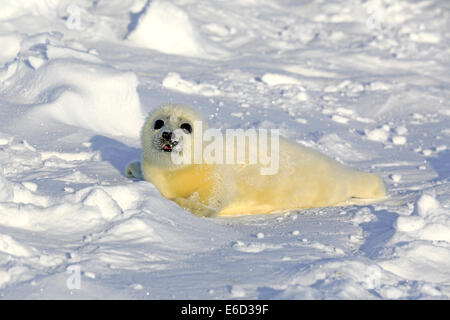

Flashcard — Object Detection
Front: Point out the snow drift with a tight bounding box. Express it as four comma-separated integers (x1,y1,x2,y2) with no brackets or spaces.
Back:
0,34,144,138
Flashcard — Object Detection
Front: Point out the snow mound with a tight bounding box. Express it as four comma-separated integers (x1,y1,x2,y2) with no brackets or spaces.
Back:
0,173,14,202
394,193,450,242
82,188,123,220
0,179,238,290
34,62,144,138
1,36,144,138
162,72,221,96
0,33,21,65
0,234,34,258
127,0,220,58
380,193,450,283
365,126,390,143
261,73,302,86
0,0,55,22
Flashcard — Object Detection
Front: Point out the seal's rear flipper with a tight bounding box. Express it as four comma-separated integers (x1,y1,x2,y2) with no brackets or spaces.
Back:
339,193,414,207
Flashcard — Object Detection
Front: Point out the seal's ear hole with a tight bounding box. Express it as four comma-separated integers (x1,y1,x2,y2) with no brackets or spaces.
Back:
154,119,164,130
180,123,192,134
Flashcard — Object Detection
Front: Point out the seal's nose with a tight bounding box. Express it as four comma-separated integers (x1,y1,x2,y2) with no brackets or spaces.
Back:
162,131,172,140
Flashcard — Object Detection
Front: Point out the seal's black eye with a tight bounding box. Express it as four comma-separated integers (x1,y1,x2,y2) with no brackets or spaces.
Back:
154,120,164,130
180,123,192,134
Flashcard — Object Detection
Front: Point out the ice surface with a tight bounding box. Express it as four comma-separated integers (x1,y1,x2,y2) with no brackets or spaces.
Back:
0,0,449,299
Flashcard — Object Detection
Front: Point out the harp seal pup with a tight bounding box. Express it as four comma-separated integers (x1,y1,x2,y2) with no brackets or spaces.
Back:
126,103,387,217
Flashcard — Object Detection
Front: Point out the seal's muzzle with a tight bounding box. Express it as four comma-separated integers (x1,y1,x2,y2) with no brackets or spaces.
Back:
161,131,177,152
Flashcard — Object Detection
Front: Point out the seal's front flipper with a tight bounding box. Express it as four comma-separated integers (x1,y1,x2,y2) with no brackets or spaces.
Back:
125,161,143,180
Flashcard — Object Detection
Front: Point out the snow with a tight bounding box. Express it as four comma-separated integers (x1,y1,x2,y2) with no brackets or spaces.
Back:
0,0,450,300
162,72,221,97
0,34,21,65
394,193,450,242
127,0,203,56
365,127,390,143
392,136,407,145
1,41,144,138
261,73,303,86
126,0,225,58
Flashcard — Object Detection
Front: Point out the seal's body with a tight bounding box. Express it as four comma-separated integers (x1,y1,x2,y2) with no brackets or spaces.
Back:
126,104,386,217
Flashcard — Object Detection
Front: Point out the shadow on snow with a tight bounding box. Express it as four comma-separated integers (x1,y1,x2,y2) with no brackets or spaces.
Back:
89,135,141,177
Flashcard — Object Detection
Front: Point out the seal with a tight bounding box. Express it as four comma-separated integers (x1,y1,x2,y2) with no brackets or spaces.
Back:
126,103,387,217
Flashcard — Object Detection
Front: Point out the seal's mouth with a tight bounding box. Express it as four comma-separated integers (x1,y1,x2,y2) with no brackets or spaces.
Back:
162,144,172,152
161,140,178,153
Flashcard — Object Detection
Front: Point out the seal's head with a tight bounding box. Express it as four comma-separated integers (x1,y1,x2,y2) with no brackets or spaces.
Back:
141,103,205,168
